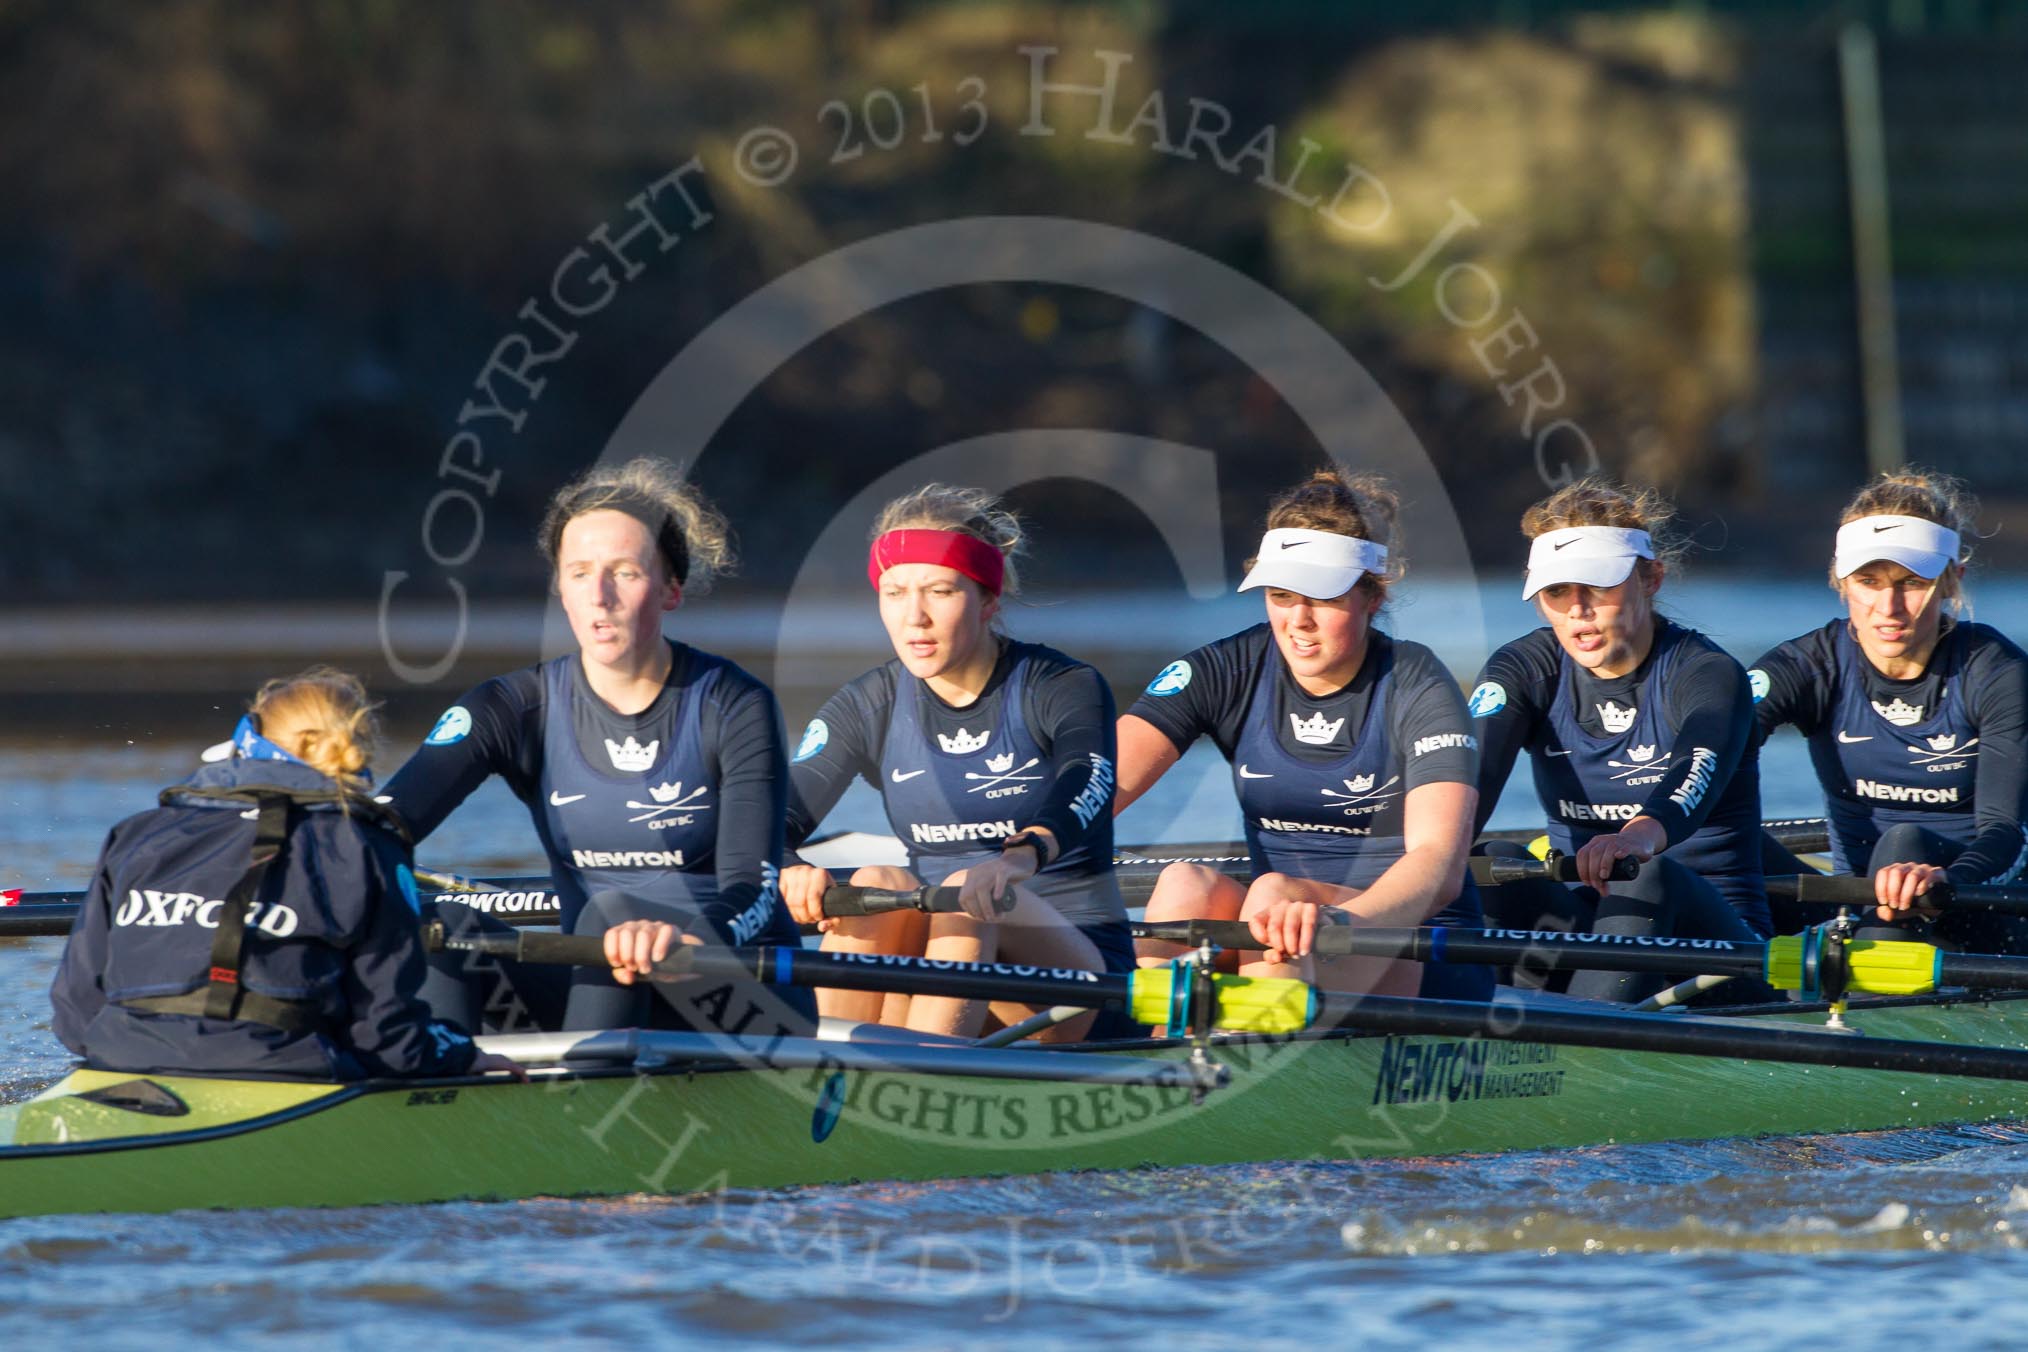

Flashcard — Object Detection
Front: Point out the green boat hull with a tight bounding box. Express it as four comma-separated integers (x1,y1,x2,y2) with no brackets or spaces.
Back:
6,998,2028,1219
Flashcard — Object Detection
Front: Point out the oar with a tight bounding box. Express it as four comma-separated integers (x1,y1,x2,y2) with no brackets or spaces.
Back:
1480,817,1831,855
1767,873,2028,917
0,906,87,939
0,823,1816,933
432,931,2028,1086
1469,855,1639,886
1128,919,2028,999
0,882,973,941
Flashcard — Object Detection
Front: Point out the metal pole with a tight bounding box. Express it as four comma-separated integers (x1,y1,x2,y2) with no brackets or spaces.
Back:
1838,22,1907,476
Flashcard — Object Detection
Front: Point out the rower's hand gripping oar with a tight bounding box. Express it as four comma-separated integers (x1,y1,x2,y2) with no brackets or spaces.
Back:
816,884,980,918
1467,855,1642,887
1767,872,2028,917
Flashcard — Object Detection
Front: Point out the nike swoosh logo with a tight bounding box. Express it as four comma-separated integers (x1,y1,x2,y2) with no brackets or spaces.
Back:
1836,731,1873,743
890,769,927,782
1873,524,1898,533
1279,540,1308,550
549,791,587,806
1544,748,1574,757
1552,539,1574,550
1238,765,1274,778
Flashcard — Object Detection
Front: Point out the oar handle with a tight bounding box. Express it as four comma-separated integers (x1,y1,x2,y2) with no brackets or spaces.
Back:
1767,873,2028,916
478,931,730,983
820,884,974,918
0,905,80,939
1469,855,1640,886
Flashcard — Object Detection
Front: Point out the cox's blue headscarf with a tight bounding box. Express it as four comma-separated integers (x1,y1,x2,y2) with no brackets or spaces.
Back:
200,714,373,784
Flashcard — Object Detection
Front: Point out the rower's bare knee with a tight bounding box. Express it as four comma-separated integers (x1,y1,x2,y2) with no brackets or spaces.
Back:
848,864,918,890
1139,863,1246,968
1144,862,1241,922
923,910,993,965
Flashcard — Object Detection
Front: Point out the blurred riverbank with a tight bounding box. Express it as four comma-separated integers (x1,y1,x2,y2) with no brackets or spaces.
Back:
7,573,2025,728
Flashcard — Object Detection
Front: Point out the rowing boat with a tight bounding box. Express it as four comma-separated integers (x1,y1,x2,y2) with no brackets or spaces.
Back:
6,990,2027,1220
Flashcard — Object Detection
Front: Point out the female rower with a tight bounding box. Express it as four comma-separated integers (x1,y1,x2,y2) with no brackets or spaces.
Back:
778,485,1125,1040
52,668,514,1080
1115,470,1489,1000
1749,471,2028,948
385,459,812,1033
1470,478,1771,1002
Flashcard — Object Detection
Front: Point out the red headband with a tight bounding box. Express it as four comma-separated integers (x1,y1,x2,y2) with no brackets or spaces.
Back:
867,529,1005,595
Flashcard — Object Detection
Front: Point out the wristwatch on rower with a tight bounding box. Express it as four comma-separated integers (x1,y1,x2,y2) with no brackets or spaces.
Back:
1000,830,1052,867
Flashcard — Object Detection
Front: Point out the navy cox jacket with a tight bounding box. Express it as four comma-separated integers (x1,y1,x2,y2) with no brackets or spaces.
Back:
51,758,477,1079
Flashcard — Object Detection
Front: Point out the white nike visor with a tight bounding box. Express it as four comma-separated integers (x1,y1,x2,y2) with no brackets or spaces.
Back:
1521,526,1655,600
1238,528,1388,600
1833,514,1960,581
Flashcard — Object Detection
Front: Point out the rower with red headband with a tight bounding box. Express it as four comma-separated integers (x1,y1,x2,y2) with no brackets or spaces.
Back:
780,485,1129,1041
1469,478,1774,1003
1115,470,1490,1001
1749,471,2028,950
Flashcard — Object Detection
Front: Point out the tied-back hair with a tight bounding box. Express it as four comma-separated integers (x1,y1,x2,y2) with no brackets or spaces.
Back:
871,484,1027,598
1247,469,1405,606
1834,467,1977,611
1520,476,1686,578
249,666,380,799
537,457,734,593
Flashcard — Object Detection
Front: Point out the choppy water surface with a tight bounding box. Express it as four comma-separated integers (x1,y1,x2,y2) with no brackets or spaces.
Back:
9,580,2028,1348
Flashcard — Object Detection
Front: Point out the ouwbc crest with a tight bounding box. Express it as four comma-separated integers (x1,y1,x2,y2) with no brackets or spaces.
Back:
605,736,659,772
1289,710,1345,746
1596,701,1637,735
1872,697,1924,727
938,727,991,755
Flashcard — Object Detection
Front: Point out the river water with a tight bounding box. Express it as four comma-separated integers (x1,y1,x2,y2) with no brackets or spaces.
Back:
6,580,2028,1347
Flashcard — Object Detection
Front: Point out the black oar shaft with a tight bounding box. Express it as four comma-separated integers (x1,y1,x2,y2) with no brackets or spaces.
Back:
0,905,81,939
483,932,1134,1012
1314,991,2028,1083
1347,926,1769,977
1469,855,1641,886
1938,954,2028,989
460,930,2028,1084
1769,873,2028,916
819,885,966,917
1133,919,1770,977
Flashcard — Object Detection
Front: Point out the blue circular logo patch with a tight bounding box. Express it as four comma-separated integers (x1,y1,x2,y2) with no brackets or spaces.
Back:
1145,660,1193,697
1467,681,1507,718
794,718,829,763
811,1071,848,1142
1748,668,1771,704
425,706,472,745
